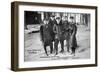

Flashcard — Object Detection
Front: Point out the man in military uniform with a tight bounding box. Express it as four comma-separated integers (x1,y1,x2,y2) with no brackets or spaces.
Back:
62,15,70,52
69,16,77,56
53,16,65,55
48,14,56,54
49,14,56,40
40,19,53,56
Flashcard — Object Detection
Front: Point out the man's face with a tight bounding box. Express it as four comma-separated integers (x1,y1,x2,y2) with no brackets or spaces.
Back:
56,18,61,23
70,19,74,23
43,20,47,24
46,20,49,24
50,16,55,20
65,17,68,21
44,20,49,24
62,17,67,21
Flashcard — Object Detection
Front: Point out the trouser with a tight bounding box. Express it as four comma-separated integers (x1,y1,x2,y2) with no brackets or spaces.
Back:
71,47,76,54
54,39,64,55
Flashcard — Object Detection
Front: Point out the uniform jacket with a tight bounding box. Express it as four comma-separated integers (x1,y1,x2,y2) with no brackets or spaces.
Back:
62,20,70,40
53,20,65,41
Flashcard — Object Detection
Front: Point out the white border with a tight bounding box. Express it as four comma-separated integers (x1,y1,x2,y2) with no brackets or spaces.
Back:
18,5,96,68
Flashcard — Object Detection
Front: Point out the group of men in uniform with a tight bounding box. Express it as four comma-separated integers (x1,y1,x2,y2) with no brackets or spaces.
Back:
40,13,77,56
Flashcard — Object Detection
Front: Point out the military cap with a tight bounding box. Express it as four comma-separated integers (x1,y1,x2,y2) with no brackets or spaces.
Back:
50,13,55,17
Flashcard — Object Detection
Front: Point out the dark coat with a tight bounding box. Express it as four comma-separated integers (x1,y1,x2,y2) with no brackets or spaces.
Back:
53,20,65,41
62,20,70,40
69,22,77,48
40,24,53,46
48,19,56,40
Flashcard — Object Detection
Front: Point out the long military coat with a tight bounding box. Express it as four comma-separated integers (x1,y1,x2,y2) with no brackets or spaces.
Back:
69,22,77,48
48,19,56,41
40,24,53,46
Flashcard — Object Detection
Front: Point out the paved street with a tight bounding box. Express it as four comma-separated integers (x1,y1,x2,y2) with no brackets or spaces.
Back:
24,25,90,62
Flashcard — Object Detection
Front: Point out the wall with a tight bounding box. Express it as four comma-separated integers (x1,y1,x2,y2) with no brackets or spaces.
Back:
0,0,99,73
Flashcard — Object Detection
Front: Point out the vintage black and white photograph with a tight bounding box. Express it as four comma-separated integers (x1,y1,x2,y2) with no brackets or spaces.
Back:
24,11,91,61
11,2,97,71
